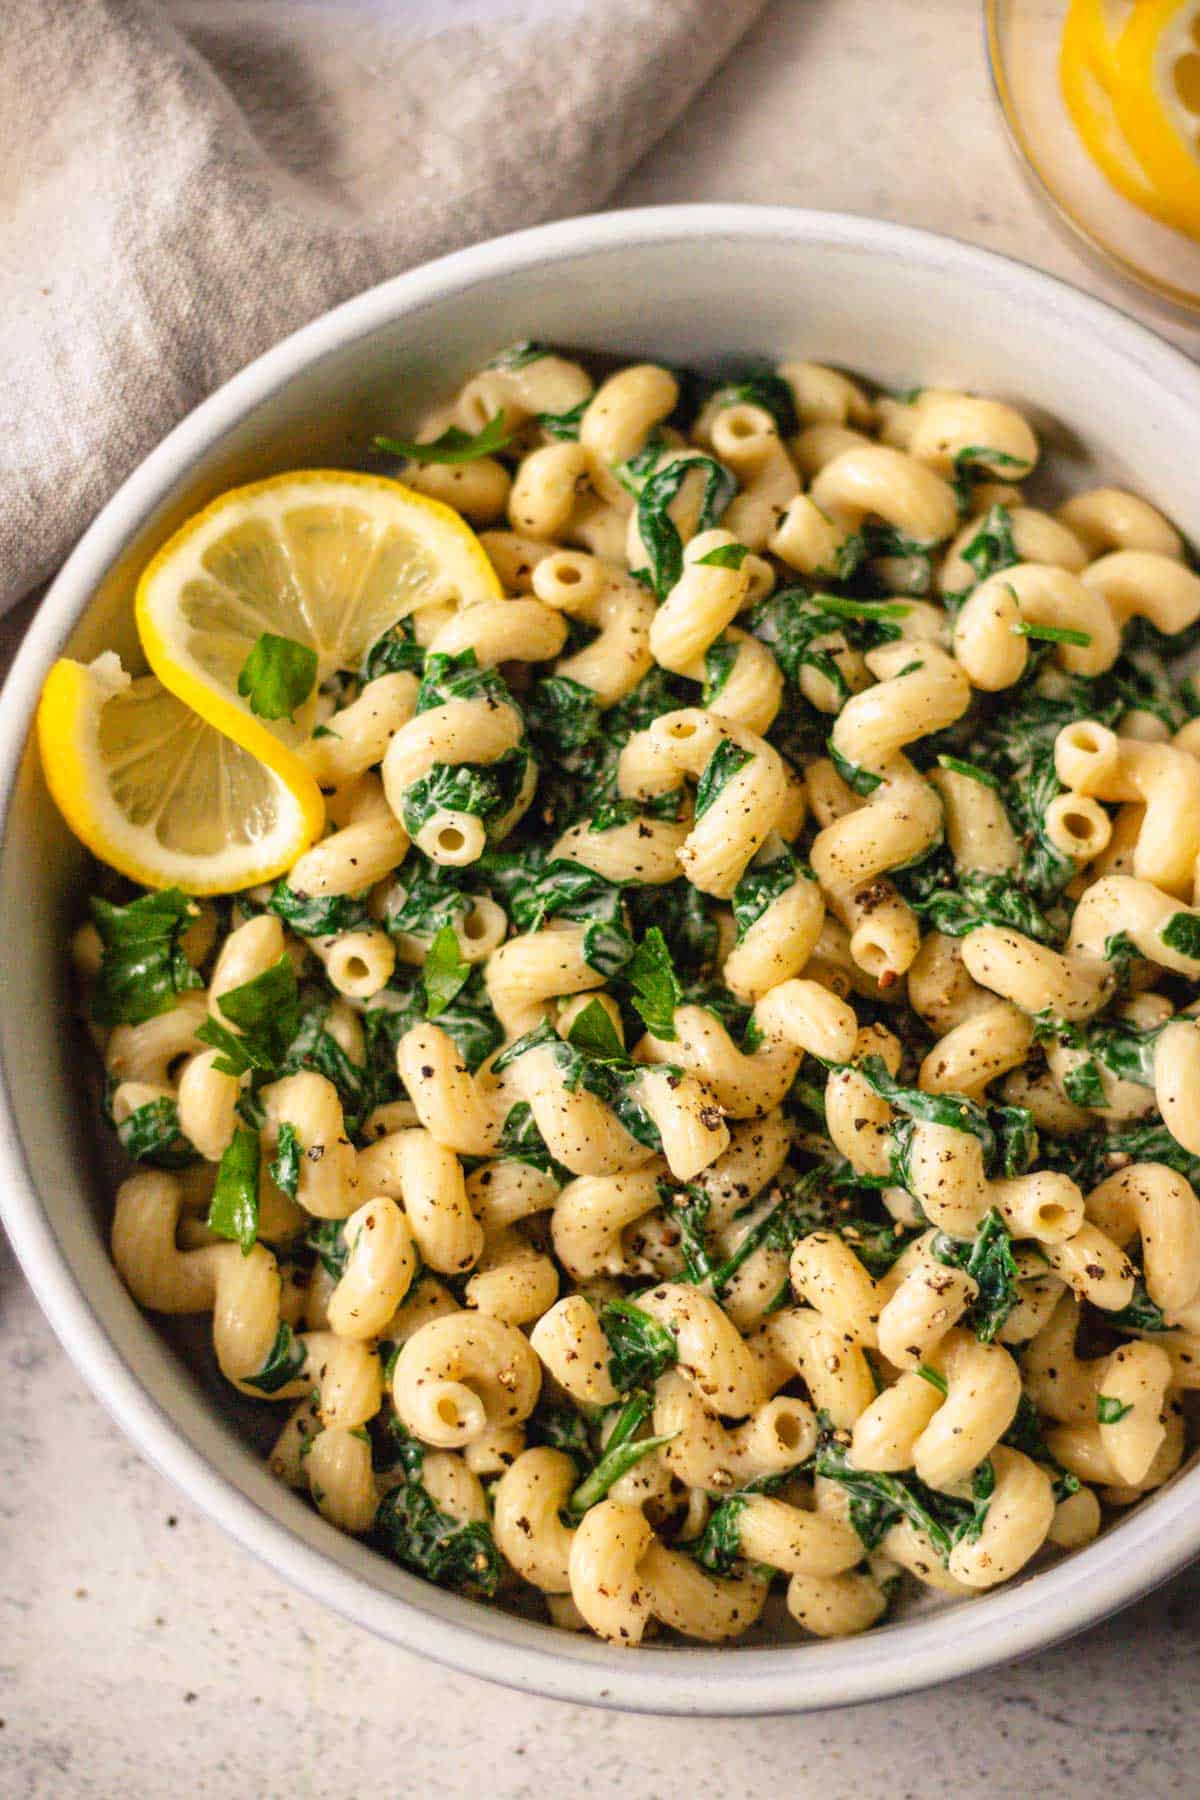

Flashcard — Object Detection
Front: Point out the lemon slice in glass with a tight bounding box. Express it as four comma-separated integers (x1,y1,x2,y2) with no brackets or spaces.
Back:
1061,0,1165,219
1110,0,1200,241
134,470,502,778
38,653,324,894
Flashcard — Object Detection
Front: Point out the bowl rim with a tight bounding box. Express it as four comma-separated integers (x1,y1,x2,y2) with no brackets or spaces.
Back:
4,202,1200,1716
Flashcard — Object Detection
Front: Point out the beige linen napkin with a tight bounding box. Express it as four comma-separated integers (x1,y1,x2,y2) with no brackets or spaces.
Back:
0,0,765,611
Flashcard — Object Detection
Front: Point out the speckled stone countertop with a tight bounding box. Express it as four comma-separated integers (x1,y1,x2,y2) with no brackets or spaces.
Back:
4,3,1200,1794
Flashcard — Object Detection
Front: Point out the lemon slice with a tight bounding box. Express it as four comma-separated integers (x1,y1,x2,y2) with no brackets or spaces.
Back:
1061,0,1165,218
135,471,502,775
1074,0,1137,72
1110,0,1200,241
38,653,324,894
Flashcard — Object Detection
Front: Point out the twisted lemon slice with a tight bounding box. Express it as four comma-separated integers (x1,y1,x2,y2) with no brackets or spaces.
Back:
38,654,324,894
135,471,502,777
41,472,501,891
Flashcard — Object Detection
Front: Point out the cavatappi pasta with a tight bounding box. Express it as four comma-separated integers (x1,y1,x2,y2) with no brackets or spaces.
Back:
81,344,1200,1649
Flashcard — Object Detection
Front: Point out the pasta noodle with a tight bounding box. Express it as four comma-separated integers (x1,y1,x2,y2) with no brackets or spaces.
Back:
76,343,1200,1650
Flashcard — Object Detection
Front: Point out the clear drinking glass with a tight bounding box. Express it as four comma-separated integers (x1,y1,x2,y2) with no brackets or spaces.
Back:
985,0,1200,318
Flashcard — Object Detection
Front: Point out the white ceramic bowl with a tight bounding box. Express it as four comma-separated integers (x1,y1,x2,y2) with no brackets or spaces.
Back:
3,205,1200,1715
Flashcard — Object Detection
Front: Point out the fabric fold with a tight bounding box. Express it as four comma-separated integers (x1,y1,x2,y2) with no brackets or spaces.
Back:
1,0,766,610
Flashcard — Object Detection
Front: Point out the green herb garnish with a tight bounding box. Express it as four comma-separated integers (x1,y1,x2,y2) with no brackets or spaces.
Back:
625,927,683,1039
89,888,201,1027
375,409,513,464
237,633,318,722
197,956,301,1077
422,923,471,1019
206,1127,261,1254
